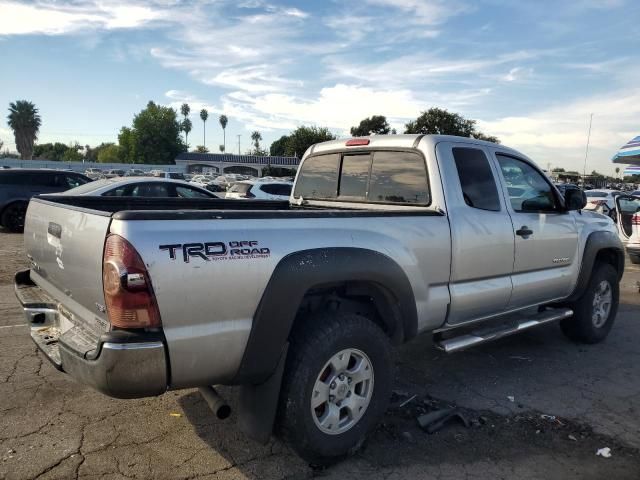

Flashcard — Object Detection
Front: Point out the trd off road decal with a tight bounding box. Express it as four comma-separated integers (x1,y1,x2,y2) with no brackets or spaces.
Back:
159,240,270,262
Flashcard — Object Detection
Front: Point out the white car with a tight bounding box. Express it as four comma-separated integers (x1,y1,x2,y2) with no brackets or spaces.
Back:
225,180,292,200
59,177,217,198
84,168,104,180
584,189,623,216
614,194,640,264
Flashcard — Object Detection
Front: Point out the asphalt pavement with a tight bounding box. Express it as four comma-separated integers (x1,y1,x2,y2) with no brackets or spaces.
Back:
1,230,639,479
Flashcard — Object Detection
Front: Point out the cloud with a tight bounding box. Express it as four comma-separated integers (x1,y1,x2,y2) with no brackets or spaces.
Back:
362,0,469,26
501,67,533,82
479,88,640,174
166,84,424,134
0,1,164,36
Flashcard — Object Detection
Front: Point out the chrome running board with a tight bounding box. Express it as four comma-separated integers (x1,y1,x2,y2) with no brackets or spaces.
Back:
435,308,573,353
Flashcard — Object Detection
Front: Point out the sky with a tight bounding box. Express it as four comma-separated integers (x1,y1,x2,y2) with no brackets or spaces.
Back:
1,0,639,175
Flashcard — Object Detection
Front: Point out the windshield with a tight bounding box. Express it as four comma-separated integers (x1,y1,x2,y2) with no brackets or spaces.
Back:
168,172,185,180
64,179,112,195
586,191,607,197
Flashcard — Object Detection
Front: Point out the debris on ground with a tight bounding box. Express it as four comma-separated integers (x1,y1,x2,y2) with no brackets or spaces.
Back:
169,412,182,417
596,447,612,458
568,434,578,441
398,394,417,408
509,356,532,361
417,408,470,433
507,395,515,402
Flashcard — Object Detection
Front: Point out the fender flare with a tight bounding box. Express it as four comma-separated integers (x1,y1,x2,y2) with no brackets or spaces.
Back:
565,230,625,302
233,247,417,385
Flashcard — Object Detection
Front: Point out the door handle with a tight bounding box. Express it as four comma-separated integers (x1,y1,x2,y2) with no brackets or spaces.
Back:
516,226,533,237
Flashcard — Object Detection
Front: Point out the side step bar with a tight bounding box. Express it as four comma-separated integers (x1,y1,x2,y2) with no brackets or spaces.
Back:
435,308,573,353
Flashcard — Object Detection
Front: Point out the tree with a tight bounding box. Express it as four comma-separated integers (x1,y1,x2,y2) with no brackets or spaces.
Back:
118,127,137,163
181,118,192,149
60,143,83,162
350,115,390,136
7,100,41,159
615,167,620,178
180,103,190,119
194,145,209,153
251,130,263,152
200,109,209,148
283,126,336,158
84,143,114,162
404,107,499,143
219,115,228,152
270,135,289,156
33,142,69,161
117,101,184,164
0,139,3,152
97,144,120,163
219,144,225,153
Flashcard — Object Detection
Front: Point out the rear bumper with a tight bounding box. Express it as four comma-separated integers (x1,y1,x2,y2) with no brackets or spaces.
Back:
14,269,168,399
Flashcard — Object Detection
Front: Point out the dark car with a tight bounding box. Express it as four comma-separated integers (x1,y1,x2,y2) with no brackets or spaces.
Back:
0,169,90,232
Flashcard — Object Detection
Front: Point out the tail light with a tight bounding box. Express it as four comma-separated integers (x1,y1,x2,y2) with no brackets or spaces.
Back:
103,234,161,329
632,214,640,226
346,138,370,146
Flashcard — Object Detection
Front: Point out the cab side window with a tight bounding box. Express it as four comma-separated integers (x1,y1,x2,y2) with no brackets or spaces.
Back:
453,148,500,211
496,155,558,212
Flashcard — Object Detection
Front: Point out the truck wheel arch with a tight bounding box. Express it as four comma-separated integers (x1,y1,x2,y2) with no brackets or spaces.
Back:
566,230,625,302
232,247,418,385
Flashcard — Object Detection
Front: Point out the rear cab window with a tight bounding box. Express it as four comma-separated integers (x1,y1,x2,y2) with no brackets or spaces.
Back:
294,150,430,206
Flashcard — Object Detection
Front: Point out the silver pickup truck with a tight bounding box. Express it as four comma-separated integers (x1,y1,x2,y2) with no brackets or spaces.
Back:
15,134,624,464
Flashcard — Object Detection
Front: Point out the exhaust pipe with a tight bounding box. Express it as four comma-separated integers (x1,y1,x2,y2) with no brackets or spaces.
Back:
199,386,231,420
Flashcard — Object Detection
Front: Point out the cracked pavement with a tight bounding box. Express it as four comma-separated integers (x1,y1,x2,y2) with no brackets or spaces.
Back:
1,230,639,479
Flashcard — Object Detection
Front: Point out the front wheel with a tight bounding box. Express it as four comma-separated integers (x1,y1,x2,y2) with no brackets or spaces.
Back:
277,313,393,465
561,263,619,343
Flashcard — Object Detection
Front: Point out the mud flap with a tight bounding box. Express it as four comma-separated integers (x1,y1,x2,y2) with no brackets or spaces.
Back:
237,343,289,444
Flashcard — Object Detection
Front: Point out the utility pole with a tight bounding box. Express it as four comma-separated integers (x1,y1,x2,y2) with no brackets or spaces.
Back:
237,135,241,155
582,113,593,185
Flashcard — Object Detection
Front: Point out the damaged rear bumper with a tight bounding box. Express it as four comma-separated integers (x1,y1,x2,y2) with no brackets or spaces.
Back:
14,269,168,399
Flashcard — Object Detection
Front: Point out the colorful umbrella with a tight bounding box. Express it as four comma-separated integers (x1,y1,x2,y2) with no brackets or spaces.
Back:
612,135,640,165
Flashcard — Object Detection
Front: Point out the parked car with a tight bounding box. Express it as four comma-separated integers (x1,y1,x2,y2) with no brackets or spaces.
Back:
152,171,186,180
190,174,217,186
614,194,640,264
84,167,104,180
0,169,90,231
60,177,217,198
124,169,146,177
226,180,292,200
15,134,624,464
104,169,126,178
584,189,623,217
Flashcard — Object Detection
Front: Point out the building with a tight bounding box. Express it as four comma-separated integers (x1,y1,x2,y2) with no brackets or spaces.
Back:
175,152,300,177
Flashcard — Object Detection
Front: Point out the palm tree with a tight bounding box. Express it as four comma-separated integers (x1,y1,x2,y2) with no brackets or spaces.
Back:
615,167,620,179
182,118,192,150
7,100,41,160
251,130,262,153
219,114,228,152
200,109,209,148
180,103,190,119
219,144,224,153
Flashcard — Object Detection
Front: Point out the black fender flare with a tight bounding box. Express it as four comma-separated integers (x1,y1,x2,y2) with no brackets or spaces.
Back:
233,247,417,385
565,230,625,302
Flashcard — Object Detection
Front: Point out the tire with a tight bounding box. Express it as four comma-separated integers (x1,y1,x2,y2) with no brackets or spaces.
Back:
1,202,28,233
560,263,619,344
276,312,393,465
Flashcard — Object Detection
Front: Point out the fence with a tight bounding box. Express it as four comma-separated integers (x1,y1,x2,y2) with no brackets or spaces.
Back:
0,158,185,173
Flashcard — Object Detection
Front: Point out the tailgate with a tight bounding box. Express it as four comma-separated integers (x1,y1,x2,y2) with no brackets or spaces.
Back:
23,198,112,340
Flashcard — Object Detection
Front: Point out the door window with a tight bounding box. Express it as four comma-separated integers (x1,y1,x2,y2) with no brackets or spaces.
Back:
175,186,212,198
453,148,500,211
496,155,558,212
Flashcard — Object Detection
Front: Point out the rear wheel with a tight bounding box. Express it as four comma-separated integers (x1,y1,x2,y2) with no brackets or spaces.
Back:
1,202,28,232
560,263,619,343
277,312,393,465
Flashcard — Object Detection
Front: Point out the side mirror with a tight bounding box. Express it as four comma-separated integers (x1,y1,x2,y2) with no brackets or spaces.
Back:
564,188,587,211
